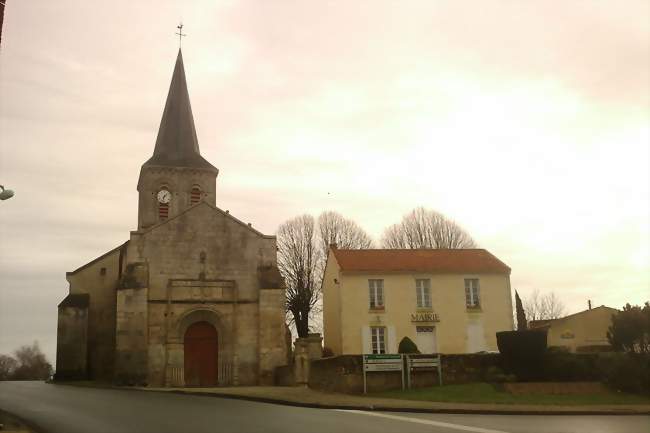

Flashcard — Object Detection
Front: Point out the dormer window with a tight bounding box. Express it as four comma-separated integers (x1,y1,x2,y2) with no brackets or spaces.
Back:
190,186,201,205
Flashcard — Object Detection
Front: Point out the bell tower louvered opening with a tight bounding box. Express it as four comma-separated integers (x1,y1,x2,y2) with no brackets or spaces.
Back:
190,186,201,205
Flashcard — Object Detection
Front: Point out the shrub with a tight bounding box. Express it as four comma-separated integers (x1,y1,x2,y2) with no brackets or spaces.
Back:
598,353,650,395
398,337,420,354
607,302,650,353
496,330,547,381
542,347,599,382
483,365,516,383
575,345,614,353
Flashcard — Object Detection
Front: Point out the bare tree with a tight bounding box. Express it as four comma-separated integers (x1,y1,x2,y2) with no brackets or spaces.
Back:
525,290,566,322
278,211,374,338
318,211,373,257
0,354,18,381
277,215,322,338
10,342,52,380
381,207,476,249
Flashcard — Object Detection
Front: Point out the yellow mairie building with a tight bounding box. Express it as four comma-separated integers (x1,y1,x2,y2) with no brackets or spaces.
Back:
322,247,514,355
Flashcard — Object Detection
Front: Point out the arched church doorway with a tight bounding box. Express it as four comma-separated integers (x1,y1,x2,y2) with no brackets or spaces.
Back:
184,321,218,386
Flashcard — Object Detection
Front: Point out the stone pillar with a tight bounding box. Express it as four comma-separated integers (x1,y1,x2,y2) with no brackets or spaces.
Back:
306,333,323,360
292,333,323,386
114,262,149,386
258,288,288,385
293,339,310,386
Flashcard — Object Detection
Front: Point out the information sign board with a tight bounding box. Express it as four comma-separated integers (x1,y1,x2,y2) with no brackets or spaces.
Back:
362,354,404,393
406,355,442,387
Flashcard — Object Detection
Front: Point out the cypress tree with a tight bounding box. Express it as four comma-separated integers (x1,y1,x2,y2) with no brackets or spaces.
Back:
515,291,528,330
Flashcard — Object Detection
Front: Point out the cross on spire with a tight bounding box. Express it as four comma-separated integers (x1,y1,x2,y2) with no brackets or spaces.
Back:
175,23,187,47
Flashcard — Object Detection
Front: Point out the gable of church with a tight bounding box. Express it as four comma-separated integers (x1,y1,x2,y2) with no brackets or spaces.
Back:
129,201,278,300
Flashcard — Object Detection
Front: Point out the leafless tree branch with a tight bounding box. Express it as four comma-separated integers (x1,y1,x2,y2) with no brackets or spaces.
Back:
524,289,566,322
318,211,374,257
278,211,373,338
381,207,477,249
277,214,322,338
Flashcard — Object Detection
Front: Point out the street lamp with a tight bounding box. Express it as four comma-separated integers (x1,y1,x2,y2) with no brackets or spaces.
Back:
0,185,14,200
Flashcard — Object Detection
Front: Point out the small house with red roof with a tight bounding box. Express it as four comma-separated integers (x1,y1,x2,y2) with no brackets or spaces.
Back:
322,246,514,355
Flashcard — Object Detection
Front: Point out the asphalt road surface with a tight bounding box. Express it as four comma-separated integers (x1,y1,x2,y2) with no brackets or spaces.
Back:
0,382,648,433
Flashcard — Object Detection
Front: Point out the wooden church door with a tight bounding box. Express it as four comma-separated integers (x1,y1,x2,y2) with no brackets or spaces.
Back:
184,321,218,386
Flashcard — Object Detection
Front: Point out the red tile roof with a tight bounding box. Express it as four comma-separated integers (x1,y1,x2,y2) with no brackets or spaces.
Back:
331,248,510,274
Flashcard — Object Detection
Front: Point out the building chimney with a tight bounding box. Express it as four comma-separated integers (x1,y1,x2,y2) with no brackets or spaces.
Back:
588,300,592,310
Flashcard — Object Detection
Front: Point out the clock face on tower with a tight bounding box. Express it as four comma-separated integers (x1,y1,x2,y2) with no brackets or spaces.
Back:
157,189,171,204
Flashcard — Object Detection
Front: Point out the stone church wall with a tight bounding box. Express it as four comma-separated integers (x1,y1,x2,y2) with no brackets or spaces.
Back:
124,203,283,386
234,302,260,385
128,204,277,298
55,302,88,380
138,167,217,230
258,288,287,385
65,245,124,381
114,262,149,385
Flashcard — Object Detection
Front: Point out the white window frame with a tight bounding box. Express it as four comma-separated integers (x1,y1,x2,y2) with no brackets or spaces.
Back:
370,327,386,354
465,278,480,308
368,279,384,309
415,279,432,308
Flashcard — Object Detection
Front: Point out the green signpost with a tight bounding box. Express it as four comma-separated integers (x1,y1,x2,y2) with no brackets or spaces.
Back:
405,354,442,388
362,354,404,393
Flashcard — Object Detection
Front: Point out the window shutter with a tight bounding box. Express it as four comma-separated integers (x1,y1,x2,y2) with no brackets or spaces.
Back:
361,326,371,354
377,282,384,306
387,326,396,354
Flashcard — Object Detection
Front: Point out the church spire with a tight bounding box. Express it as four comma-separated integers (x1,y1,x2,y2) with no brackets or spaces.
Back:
143,49,218,173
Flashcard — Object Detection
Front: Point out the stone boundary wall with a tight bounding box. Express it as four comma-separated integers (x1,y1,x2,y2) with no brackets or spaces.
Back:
308,354,502,394
273,365,295,386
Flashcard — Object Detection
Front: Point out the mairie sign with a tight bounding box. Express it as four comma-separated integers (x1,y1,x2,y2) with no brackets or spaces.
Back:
410,312,440,322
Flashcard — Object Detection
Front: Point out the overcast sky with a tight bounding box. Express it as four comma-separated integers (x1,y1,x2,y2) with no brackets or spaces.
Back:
1,1,648,364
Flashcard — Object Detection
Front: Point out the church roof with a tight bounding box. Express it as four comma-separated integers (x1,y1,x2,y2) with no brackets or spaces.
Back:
133,200,275,240
66,242,127,276
143,49,218,173
58,293,89,309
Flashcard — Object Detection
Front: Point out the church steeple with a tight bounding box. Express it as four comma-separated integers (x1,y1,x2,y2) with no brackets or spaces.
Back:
137,49,219,230
143,49,218,173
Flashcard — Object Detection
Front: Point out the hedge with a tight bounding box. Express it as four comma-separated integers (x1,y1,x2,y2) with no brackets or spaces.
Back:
496,330,547,381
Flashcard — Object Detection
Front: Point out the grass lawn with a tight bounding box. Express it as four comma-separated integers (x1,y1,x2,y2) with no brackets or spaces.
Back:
371,383,650,405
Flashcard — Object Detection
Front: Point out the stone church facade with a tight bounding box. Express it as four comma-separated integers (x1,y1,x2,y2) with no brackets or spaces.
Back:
55,50,288,387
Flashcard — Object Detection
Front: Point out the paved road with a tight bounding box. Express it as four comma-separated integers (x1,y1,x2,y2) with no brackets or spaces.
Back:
0,382,648,433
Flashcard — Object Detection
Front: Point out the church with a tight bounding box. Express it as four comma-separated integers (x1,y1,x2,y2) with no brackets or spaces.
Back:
55,49,288,387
